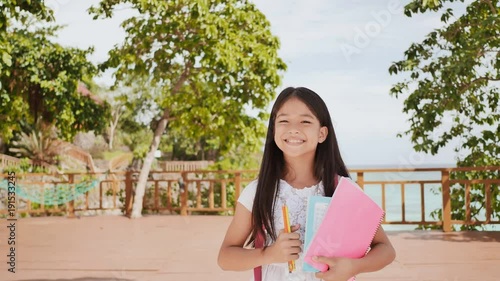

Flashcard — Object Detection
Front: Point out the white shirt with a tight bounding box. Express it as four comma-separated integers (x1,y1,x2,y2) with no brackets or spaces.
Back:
238,179,325,281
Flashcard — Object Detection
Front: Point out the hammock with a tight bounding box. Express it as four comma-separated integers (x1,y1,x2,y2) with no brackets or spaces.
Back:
0,179,100,205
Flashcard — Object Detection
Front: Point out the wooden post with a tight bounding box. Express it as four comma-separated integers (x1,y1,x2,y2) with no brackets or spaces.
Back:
112,174,117,209
221,181,227,210
99,180,103,210
234,172,241,212
67,174,76,218
180,172,188,216
154,180,159,212
196,182,202,209
441,170,452,232
485,183,491,223
208,181,214,209
357,172,364,190
124,171,134,217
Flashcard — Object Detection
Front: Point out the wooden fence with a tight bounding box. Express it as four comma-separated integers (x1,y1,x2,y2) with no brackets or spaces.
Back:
156,160,214,171
0,153,50,172
1,166,499,231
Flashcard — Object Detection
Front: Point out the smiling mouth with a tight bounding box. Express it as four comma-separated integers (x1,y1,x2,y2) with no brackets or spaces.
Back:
285,139,305,144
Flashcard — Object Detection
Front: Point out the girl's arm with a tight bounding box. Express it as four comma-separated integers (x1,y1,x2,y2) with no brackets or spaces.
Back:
314,226,396,280
351,226,396,273
217,202,268,271
217,202,301,271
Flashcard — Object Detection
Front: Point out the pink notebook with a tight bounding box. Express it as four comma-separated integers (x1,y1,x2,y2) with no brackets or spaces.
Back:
303,177,384,277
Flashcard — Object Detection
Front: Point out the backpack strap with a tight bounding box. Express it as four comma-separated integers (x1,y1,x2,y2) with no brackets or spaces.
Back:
253,230,264,281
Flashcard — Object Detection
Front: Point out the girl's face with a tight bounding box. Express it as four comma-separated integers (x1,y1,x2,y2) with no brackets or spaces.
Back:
274,97,328,159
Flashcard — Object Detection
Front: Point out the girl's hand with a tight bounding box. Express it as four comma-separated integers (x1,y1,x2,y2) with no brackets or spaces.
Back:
265,224,302,264
313,256,357,281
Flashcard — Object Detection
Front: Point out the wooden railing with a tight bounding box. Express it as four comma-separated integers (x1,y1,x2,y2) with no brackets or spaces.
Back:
54,140,97,173
0,154,50,172
1,167,498,231
0,154,21,168
350,166,500,231
157,160,214,171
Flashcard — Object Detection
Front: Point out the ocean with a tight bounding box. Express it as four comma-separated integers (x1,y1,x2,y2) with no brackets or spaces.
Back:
348,170,499,231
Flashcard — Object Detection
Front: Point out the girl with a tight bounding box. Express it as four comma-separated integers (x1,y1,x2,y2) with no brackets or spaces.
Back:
218,87,396,281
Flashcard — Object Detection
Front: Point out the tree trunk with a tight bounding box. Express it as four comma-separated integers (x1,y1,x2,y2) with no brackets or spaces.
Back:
108,120,117,150
129,63,191,218
108,106,122,150
130,109,170,218
108,130,114,150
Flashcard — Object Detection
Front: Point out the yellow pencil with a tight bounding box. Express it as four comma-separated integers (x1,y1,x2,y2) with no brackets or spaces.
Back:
282,204,295,273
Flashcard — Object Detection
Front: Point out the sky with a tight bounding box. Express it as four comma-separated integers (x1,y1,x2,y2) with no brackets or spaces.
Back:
47,0,465,168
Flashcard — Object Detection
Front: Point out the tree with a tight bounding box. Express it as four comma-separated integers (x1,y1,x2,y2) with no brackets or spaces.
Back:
116,77,264,167
108,76,161,162
162,82,269,163
91,0,286,218
0,0,52,73
389,0,500,229
99,87,126,151
0,21,111,143
106,102,124,150
389,0,499,163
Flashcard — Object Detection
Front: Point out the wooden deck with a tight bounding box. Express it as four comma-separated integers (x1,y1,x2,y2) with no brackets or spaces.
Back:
1,215,499,281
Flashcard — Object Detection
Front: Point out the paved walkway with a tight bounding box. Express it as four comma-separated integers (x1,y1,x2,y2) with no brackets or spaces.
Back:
1,215,499,281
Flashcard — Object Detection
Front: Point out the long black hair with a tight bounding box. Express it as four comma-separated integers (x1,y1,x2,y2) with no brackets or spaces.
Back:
250,86,349,244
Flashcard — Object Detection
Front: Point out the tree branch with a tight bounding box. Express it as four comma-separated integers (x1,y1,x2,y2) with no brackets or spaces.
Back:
460,76,500,93
480,0,498,14
171,61,192,95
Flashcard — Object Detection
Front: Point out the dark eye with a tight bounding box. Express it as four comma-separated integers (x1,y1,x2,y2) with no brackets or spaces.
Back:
302,120,312,124
278,120,288,123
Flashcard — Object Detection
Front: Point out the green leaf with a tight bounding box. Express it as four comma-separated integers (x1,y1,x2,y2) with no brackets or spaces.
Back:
390,0,500,165
0,17,108,143
1,52,11,66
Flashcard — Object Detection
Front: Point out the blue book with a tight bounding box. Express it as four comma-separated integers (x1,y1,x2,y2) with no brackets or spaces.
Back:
302,195,331,272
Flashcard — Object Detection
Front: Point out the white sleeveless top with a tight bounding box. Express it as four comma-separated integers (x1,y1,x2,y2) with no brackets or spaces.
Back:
238,179,325,281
